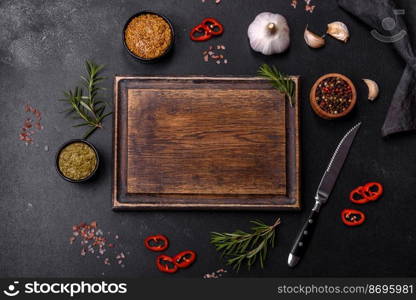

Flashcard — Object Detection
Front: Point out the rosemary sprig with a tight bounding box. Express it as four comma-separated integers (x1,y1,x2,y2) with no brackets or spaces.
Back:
59,61,112,139
210,218,281,271
258,64,295,107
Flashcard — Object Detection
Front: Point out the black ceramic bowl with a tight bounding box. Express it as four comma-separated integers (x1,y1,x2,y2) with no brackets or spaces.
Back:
55,139,100,183
122,11,175,63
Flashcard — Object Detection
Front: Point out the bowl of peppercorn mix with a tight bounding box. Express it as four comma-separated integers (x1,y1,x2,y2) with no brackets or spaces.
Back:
123,11,174,62
309,73,356,120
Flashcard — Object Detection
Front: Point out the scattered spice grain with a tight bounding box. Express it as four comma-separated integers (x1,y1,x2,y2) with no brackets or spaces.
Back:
203,268,227,279
291,0,298,8
70,221,127,268
290,0,316,13
202,44,228,64
124,13,172,59
202,0,221,4
19,104,43,145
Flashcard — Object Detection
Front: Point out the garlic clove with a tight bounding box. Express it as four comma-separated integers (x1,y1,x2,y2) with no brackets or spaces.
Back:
304,26,325,48
363,79,379,101
327,21,349,43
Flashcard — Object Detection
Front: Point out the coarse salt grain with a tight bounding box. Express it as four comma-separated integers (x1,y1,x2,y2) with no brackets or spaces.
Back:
305,4,316,13
19,105,44,145
290,0,316,13
69,221,128,269
202,44,228,64
291,0,298,8
203,268,227,279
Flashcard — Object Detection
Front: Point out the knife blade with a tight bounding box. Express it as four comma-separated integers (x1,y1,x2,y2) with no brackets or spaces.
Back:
288,122,361,267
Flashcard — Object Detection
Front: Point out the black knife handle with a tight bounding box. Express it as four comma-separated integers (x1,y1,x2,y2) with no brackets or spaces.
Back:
288,207,320,267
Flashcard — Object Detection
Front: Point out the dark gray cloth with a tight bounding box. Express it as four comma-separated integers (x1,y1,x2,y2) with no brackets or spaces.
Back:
338,0,416,137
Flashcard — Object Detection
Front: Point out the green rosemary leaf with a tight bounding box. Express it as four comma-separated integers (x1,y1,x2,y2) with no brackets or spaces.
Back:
258,64,295,107
83,126,99,139
98,111,112,122
60,107,75,114
79,101,94,113
210,218,281,271
58,60,112,139
73,122,91,127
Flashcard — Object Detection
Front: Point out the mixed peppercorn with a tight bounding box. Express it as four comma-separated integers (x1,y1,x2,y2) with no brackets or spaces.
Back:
315,76,353,115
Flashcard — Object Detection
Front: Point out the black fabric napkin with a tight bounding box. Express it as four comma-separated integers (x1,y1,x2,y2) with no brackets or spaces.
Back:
338,0,416,137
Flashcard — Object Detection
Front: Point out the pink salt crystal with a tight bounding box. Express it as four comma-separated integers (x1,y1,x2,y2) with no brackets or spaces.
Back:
291,0,298,8
305,4,315,12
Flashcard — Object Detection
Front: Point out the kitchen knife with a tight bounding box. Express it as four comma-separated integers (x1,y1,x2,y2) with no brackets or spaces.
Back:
288,122,361,267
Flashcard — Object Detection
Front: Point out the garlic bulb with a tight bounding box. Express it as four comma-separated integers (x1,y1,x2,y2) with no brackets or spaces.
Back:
247,12,290,55
304,26,325,48
327,21,349,42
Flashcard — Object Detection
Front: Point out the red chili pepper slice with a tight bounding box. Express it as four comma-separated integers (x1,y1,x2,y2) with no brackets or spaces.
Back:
156,254,178,274
341,209,366,226
173,250,196,268
201,18,224,36
349,182,383,204
362,182,383,201
190,24,212,41
349,186,370,204
144,234,169,252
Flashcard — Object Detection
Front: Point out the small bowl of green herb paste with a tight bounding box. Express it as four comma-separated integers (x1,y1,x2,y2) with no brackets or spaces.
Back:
56,139,99,182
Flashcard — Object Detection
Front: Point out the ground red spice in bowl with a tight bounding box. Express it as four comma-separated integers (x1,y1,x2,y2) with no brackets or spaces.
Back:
310,73,356,119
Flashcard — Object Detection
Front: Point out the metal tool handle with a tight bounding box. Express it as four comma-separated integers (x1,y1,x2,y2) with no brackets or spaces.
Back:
288,206,320,267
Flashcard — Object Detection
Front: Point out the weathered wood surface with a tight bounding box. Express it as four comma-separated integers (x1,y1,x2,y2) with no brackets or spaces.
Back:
113,76,300,210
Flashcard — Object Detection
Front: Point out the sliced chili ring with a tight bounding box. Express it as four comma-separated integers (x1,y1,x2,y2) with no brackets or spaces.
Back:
156,254,178,274
201,18,224,35
173,250,196,268
190,24,212,41
144,234,169,252
341,209,366,226
362,182,383,201
349,186,370,204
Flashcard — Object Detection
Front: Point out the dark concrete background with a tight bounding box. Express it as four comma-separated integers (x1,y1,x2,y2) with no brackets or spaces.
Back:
1,0,416,278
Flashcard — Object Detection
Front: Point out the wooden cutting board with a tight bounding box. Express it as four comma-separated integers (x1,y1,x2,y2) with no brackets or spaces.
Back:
112,76,300,210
